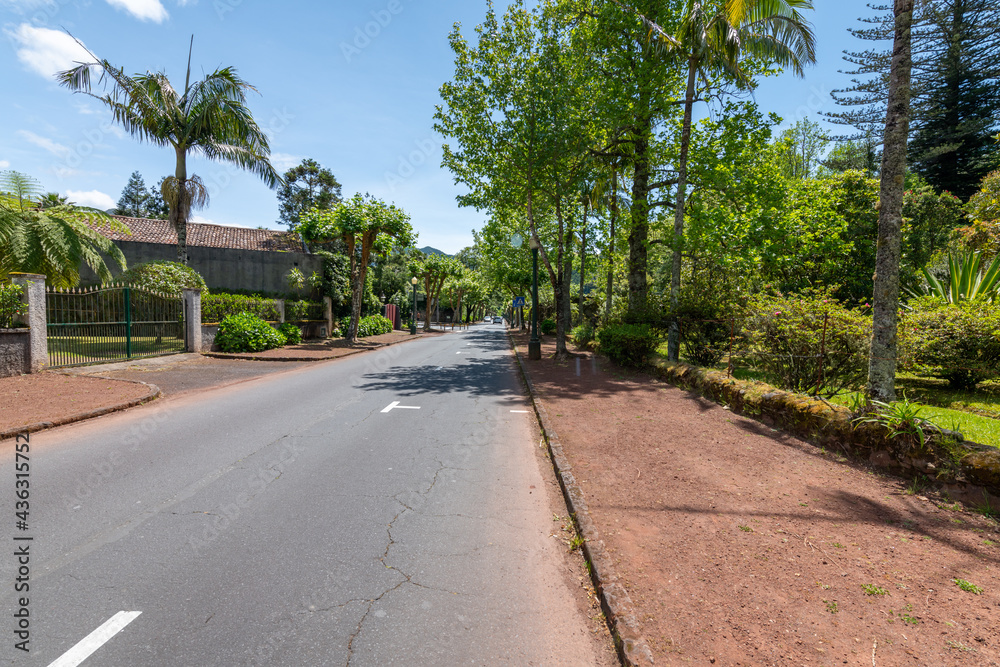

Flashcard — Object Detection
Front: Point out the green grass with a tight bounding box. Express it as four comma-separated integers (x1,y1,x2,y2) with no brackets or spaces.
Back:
654,344,1000,448
47,335,185,366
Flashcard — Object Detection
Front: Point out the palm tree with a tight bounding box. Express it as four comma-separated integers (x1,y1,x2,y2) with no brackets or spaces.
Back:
638,0,816,360
0,171,127,287
57,37,281,265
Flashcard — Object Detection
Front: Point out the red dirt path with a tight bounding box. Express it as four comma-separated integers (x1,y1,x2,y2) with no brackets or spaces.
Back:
514,332,1000,666
0,373,151,433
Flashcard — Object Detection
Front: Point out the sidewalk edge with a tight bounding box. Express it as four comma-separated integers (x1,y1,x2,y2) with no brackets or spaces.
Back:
0,378,161,441
509,334,655,667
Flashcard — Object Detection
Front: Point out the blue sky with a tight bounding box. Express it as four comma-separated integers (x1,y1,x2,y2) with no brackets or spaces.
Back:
1,1,876,254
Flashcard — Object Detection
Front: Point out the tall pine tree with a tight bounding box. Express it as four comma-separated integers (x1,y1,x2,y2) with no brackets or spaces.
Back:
908,0,1000,199
116,170,150,217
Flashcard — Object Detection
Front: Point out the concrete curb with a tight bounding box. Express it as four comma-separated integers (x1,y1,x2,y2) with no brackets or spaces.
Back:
0,377,161,441
508,335,655,667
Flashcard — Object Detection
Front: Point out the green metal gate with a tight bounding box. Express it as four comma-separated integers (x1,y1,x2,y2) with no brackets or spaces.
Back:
46,284,185,368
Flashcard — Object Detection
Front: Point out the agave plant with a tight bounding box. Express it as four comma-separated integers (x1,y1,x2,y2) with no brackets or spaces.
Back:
913,251,1000,303
0,170,128,288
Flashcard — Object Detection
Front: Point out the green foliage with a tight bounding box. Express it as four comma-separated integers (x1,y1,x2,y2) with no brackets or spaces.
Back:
277,322,302,345
953,578,983,595
540,318,556,335
355,315,393,337
284,299,324,321
968,170,1000,226
598,323,660,367
202,293,280,323
0,171,128,287
119,261,206,296
862,584,889,596
901,185,966,282
742,289,871,396
276,158,342,229
852,397,937,449
913,251,1000,303
0,283,25,328
901,298,1000,389
571,322,596,347
215,312,286,353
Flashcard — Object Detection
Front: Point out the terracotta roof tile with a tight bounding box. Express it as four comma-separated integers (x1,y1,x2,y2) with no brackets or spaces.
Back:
92,216,308,253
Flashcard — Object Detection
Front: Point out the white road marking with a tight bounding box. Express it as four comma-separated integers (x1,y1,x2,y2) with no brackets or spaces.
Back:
510,410,530,413
456,351,462,354
576,358,581,376
381,401,420,413
47,611,142,667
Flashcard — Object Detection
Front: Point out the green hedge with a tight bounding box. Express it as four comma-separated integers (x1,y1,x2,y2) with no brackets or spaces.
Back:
598,323,660,367
339,314,393,338
203,293,280,323
215,312,286,352
285,299,324,321
277,322,302,345
0,284,24,328
902,298,1000,389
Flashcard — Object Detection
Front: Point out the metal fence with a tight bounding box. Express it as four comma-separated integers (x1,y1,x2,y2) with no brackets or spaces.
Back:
46,284,185,368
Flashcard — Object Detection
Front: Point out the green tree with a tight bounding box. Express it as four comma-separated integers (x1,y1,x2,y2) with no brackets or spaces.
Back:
868,0,916,402
409,253,461,332
0,171,127,287
654,0,816,360
58,38,281,265
276,158,343,229
116,170,150,217
300,194,414,343
908,0,1000,199
775,118,828,179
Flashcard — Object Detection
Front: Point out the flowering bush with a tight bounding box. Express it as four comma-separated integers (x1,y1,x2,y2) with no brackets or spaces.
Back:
742,288,871,396
900,298,1000,389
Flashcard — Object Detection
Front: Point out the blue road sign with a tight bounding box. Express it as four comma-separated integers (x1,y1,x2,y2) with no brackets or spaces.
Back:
513,296,526,308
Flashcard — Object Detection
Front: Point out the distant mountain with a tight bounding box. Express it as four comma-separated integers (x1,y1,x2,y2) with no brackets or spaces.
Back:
418,246,450,257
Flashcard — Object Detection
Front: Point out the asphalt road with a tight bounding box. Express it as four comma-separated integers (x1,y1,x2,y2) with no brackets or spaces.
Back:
0,325,607,666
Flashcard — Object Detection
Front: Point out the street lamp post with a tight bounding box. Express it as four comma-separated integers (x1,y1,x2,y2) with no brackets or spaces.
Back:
410,277,418,335
529,237,541,360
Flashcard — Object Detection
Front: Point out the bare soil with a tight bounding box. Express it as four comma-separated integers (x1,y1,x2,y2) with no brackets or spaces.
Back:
0,373,151,432
513,331,1000,666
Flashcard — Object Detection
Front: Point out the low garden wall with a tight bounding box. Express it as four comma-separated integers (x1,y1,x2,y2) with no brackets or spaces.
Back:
0,330,30,377
648,357,1000,510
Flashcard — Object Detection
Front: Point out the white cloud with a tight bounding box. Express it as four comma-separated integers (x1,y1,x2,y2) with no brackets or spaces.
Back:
191,215,217,225
0,1,52,12
270,153,302,171
0,161,9,169
65,189,116,210
105,0,168,22
6,24,93,79
17,129,70,158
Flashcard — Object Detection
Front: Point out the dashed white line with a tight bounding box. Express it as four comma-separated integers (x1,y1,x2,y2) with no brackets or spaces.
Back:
510,410,530,413
47,611,142,667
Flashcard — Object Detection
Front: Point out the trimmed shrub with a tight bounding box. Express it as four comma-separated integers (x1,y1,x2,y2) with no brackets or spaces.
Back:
0,284,25,328
277,322,302,345
215,312,286,353
120,261,206,296
901,298,1000,389
541,318,556,335
357,314,393,337
742,288,871,396
202,293,280,323
339,314,393,338
598,323,660,367
571,322,596,347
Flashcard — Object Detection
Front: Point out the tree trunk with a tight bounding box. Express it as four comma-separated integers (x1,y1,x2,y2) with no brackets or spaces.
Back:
423,275,432,332
347,238,362,344
172,147,190,266
867,0,915,402
627,106,652,316
605,166,617,323
667,60,698,362
578,199,587,326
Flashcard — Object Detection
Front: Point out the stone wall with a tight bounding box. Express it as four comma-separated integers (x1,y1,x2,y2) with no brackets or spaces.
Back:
81,241,324,294
0,330,29,377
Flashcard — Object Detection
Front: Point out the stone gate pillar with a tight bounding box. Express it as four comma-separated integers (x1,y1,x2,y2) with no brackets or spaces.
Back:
10,273,47,372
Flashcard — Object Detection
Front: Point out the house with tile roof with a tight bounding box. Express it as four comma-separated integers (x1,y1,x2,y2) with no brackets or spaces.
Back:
83,216,324,294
